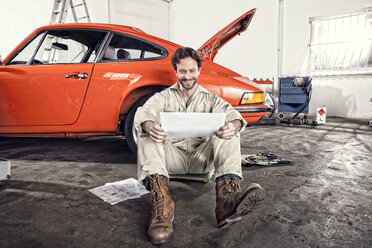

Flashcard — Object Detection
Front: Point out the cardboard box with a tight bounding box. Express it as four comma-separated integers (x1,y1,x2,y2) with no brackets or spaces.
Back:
0,158,11,180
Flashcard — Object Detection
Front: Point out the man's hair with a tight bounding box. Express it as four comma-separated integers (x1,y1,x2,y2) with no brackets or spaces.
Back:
171,47,203,71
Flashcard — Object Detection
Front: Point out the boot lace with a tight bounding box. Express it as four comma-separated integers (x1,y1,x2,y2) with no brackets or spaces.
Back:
150,176,166,220
223,178,240,193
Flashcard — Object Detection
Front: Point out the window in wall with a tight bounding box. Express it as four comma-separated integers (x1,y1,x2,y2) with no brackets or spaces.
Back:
304,7,372,76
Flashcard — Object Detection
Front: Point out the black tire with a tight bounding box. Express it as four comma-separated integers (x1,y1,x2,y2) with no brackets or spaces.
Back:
124,94,154,153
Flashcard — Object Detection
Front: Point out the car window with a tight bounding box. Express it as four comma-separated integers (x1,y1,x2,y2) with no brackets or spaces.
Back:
33,33,88,64
100,32,167,62
34,29,107,64
7,29,107,65
7,32,44,65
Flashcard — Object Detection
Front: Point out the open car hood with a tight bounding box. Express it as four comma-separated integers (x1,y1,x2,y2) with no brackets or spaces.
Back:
198,9,256,61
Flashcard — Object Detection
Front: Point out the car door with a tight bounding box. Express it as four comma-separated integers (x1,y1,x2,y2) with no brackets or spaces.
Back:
0,28,107,126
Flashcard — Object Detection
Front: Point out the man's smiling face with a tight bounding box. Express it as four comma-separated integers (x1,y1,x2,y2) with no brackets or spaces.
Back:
176,57,200,91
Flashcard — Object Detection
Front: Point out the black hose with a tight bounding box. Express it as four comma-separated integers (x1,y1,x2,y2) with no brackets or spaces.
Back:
292,78,312,120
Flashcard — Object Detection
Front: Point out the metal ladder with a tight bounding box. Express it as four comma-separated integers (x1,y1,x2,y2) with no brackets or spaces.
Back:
43,0,91,63
50,0,91,24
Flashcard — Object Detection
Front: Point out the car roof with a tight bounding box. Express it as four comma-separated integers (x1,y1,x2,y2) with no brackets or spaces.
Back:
40,23,145,33
35,23,181,49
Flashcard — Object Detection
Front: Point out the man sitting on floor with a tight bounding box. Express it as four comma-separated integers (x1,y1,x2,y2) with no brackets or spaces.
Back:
134,47,265,244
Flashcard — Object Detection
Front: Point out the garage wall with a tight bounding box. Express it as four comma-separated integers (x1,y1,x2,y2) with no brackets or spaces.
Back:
171,0,372,118
0,0,170,60
1,0,371,118
1,0,275,79
0,0,52,60
282,0,372,118
170,0,278,80
108,0,170,39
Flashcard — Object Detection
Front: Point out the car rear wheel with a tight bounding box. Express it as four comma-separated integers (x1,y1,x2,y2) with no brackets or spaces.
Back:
124,94,154,153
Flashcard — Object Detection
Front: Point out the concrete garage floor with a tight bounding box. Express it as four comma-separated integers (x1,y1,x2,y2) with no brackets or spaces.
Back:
0,117,371,248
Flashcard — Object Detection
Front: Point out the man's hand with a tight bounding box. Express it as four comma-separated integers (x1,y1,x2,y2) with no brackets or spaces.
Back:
142,121,168,143
215,120,242,140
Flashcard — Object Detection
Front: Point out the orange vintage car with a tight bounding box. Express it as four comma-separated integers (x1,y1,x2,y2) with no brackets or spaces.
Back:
0,9,271,152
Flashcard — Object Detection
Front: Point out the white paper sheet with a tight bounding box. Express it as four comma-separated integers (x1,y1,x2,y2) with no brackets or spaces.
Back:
89,178,149,205
160,112,226,139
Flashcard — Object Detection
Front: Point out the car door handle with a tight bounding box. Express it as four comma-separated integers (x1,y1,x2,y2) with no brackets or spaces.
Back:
65,73,89,79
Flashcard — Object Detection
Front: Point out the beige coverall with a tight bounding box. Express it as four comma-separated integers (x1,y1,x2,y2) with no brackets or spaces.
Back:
134,83,247,183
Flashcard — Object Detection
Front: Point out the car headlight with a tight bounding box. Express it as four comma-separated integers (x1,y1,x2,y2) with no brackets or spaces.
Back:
240,92,265,105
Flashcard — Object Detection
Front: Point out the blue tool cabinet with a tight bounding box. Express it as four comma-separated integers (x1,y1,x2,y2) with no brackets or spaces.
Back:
278,77,311,114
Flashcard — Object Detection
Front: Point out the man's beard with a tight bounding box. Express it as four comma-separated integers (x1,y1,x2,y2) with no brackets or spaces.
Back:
179,78,197,90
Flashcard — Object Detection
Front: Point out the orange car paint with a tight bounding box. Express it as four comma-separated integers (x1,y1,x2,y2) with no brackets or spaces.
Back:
0,10,269,138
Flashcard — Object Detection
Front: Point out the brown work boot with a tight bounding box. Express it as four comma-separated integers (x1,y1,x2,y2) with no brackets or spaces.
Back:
215,177,265,227
147,174,175,244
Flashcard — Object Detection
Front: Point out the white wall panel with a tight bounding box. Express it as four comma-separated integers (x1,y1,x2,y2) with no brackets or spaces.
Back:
0,0,169,59
1,0,371,118
171,0,278,79
109,0,170,39
310,76,371,118
282,0,372,118
0,0,52,59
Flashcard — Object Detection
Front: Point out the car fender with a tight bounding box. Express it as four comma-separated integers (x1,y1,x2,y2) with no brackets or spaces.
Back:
118,85,168,118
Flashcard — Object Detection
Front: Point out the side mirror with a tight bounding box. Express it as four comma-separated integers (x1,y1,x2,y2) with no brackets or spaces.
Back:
0,55,2,65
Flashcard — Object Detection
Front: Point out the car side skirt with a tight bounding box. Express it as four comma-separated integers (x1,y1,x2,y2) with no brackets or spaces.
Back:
0,132,117,138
